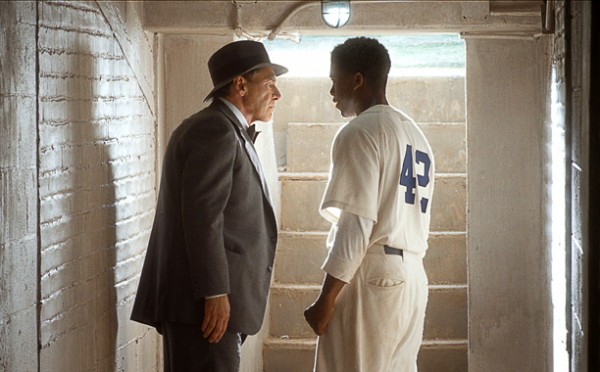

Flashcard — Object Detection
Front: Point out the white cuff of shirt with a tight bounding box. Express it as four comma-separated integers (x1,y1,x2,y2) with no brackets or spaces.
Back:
205,294,227,299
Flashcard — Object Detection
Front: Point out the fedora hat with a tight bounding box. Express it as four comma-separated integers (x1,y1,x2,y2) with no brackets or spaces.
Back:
204,40,288,102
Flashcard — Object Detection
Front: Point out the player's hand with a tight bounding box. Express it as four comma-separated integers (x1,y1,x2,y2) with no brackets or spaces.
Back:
304,297,335,336
202,295,230,343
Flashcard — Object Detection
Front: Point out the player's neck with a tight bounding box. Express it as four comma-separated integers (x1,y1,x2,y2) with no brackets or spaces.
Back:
355,92,388,116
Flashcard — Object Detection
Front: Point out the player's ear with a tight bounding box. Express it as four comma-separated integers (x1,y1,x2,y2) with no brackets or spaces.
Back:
353,72,364,90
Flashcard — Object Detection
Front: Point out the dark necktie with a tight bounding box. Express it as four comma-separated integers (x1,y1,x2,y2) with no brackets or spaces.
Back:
246,125,260,143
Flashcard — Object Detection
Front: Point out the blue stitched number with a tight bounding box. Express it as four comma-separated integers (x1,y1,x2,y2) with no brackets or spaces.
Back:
415,150,431,213
400,145,431,213
400,145,416,204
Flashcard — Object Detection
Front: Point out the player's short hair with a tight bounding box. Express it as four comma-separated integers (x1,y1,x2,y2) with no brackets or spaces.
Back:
331,37,391,88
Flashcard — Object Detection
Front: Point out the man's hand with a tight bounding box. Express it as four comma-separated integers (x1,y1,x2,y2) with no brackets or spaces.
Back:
304,297,335,336
304,274,346,336
202,295,230,343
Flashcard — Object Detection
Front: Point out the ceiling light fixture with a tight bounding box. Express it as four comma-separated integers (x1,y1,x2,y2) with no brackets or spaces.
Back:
321,0,351,28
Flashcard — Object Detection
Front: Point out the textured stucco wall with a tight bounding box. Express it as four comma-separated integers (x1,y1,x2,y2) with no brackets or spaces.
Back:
37,1,158,370
466,36,553,371
0,2,39,371
1,1,160,371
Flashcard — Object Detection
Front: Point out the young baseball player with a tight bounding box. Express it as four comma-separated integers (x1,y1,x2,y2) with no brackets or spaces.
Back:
304,37,435,372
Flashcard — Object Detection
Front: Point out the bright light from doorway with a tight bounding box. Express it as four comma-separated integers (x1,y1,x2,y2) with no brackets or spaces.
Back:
264,34,465,77
550,66,569,372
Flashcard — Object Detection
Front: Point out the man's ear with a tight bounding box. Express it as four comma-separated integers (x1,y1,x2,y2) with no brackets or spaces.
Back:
353,72,364,90
232,75,247,96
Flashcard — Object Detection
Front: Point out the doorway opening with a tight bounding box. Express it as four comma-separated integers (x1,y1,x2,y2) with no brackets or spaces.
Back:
263,34,469,371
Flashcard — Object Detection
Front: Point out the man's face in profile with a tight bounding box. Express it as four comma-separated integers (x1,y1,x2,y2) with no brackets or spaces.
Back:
242,67,282,123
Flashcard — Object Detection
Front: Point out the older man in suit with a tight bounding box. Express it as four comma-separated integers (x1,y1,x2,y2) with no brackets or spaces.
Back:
131,40,287,372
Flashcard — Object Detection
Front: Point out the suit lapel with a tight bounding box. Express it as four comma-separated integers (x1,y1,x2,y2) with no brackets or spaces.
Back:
211,100,273,205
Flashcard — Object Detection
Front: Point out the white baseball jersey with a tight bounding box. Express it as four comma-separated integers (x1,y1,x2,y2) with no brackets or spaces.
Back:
320,104,435,255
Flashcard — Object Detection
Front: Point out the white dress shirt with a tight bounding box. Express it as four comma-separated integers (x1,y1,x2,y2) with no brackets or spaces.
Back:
322,211,374,283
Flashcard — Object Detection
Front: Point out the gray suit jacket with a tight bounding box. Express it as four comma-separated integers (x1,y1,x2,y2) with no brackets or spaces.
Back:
131,99,278,335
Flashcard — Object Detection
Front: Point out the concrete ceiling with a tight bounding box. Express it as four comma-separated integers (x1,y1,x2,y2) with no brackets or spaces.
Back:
142,0,545,37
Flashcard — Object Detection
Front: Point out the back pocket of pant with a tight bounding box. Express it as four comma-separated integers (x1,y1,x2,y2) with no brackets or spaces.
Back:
366,276,404,288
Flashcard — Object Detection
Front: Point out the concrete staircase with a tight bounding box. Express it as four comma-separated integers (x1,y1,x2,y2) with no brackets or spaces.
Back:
265,76,468,371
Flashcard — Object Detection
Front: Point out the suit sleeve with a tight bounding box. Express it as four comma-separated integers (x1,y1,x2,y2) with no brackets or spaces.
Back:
179,120,237,299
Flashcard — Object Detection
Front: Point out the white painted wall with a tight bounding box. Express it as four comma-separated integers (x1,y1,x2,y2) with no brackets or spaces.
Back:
465,35,553,371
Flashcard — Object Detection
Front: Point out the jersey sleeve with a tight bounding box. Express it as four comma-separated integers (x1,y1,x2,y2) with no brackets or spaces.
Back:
320,124,380,223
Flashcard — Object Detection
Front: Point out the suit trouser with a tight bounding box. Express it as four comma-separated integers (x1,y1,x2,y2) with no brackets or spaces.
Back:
314,245,428,372
162,322,244,372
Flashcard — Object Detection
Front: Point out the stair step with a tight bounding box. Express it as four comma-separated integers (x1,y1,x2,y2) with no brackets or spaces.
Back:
263,338,316,372
279,174,466,232
275,231,467,286
279,176,329,232
426,232,467,285
285,121,466,174
271,283,322,291
423,286,468,340
420,123,466,174
274,76,465,131
263,338,468,372
286,123,342,173
387,76,466,123
274,76,465,172
269,283,467,341
265,337,317,348
269,284,320,340
431,175,466,231
275,231,329,285
279,172,328,181
418,342,468,372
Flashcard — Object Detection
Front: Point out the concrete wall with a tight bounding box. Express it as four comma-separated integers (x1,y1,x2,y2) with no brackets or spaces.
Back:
1,1,160,370
465,36,553,371
0,2,39,371
143,1,542,35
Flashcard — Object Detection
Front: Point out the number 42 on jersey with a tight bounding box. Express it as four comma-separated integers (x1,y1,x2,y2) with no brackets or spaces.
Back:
400,144,431,214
